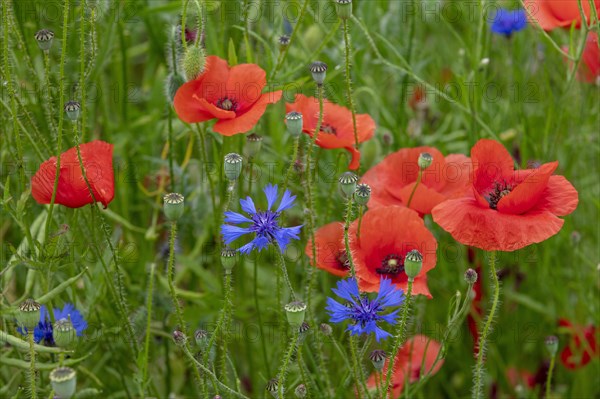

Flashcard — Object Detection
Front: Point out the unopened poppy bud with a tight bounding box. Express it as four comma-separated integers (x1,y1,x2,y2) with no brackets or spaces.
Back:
64,101,81,122
49,367,77,399
224,153,243,181
278,35,290,51
163,193,185,221
354,183,371,206
309,61,328,85
286,111,303,137
17,298,41,331
339,172,359,198
54,318,76,348
404,249,423,280
172,330,187,346
418,152,433,170
35,29,54,51
335,0,353,20
183,45,206,80
284,301,307,326
319,323,333,336
165,72,186,103
266,378,279,398
464,268,478,284
369,349,387,371
245,133,263,157
221,247,237,273
545,335,559,356
295,384,307,398
194,329,209,348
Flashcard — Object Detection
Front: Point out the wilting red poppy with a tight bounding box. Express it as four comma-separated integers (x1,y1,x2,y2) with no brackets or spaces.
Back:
564,32,600,84
174,55,282,136
525,0,600,30
32,140,115,208
559,319,599,369
305,222,349,277
367,335,443,398
432,139,578,252
349,206,437,297
361,146,472,215
285,94,376,170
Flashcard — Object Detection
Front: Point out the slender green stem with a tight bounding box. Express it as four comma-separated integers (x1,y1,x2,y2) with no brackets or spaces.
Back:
79,0,87,140
472,251,499,399
384,279,413,398
43,52,57,138
167,107,176,192
141,263,156,391
545,354,556,398
277,331,299,399
28,331,37,399
282,135,301,192
167,221,185,331
270,0,309,80
343,195,357,278
348,335,364,398
342,19,359,149
195,124,217,225
406,169,422,209
356,205,364,241
253,260,271,376
275,244,296,301
219,272,233,382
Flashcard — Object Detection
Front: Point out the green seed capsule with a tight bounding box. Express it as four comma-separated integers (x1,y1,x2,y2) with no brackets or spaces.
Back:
369,349,387,371
418,152,433,170
309,61,328,85
224,153,243,181
354,183,371,206
404,249,423,279
335,0,353,20
50,367,77,399
34,29,54,51
284,301,307,326
221,247,237,273
339,172,359,198
53,318,76,348
64,101,81,122
286,111,303,137
163,193,185,221
245,133,263,157
17,299,41,331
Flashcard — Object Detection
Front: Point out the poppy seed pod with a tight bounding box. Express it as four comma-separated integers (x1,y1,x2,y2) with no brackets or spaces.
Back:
464,268,478,284
418,152,433,170
369,349,387,371
53,318,76,348
172,330,187,346
224,153,243,181
49,367,77,399
545,335,559,356
335,0,353,20
295,383,307,398
285,111,303,137
309,61,328,85
404,249,423,280
17,299,41,331
64,101,81,122
194,329,209,349
163,193,185,221
183,45,206,80
319,323,333,336
245,133,263,157
284,301,307,326
221,247,237,273
354,183,371,206
34,29,54,51
266,378,279,398
339,172,359,198
165,72,186,103
278,35,290,51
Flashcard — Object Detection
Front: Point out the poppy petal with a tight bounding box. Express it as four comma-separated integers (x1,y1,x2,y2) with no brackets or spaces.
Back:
471,139,515,195
497,161,557,215
533,175,579,216
306,222,348,277
226,63,267,109
213,91,282,136
173,79,216,123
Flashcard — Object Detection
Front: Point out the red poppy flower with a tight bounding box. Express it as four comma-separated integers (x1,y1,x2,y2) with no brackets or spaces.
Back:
305,222,349,277
367,335,443,398
559,319,599,369
32,140,115,208
285,94,376,170
564,32,600,84
349,206,437,297
361,146,472,215
432,139,578,251
525,0,600,30
173,55,282,136
506,368,536,389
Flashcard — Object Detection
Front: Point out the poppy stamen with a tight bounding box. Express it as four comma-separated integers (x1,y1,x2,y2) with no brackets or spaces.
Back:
321,123,338,135
216,97,238,112
486,181,513,210
336,251,351,270
376,254,404,276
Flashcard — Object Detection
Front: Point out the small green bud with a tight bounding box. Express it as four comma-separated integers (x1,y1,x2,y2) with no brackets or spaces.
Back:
183,45,206,80
224,153,243,181
163,193,185,221
64,101,81,122
404,249,423,280
53,318,76,348
17,299,41,331
309,61,328,85
339,172,359,198
278,35,290,51
464,268,478,284
221,247,237,273
34,29,54,51
284,301,307,326
245,133,263,157
545,335,559,357
335,0,353,20
369,349,387,371
286,111,303,137
172,330,187,346
165,72,186,103
319,323,333,336
418,152,433,170
49,367,77,399
266,378,279,398
354,183,371,206
295,384,307,398
194,329,209,349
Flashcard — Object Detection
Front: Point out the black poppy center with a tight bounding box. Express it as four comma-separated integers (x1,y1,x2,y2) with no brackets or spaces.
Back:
321,124,337,135
216,97,238,111
486,181,513,210
376,254,404,276
336,251,351,270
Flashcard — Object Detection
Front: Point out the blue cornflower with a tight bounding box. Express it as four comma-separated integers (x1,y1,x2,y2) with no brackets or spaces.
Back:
491,8,527,37
221,184,302,254
18,303,88,345
326,277,404,342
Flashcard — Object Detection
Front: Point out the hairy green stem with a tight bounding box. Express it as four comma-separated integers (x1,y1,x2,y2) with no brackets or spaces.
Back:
167,221,185,331
545,353,556,398
275,244,296,301
277,331,299,398
342,19,359,149
348,335,365,398
28,331,37,399
343,195,357,278
219,272,233,382
141,263,156,392
253,260,271,377
406,169,422,209
282,135,301,192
